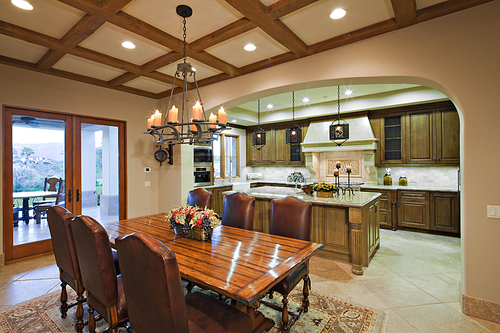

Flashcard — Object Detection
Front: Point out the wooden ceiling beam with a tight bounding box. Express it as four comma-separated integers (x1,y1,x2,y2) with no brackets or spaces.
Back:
417,0,494,23
266,0,320,20
108,72,139,87
390,0,417,28
141,52,183,72
57,0,241,76
37,0,133,70
190,18,257,52
225,0,309,57
308,19,397,54
0,55,157,99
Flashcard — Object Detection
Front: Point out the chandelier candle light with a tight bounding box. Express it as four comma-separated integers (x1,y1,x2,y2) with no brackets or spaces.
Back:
145,5,228,146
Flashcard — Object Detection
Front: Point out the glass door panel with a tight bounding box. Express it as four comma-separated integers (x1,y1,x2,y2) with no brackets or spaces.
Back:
80,123,120,224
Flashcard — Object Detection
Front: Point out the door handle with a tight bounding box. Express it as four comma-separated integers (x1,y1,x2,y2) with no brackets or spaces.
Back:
67,189,72,203
76,189,80,202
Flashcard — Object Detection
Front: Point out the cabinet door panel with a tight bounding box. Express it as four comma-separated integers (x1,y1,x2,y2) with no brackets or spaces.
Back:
430,192,459,233
274,127,287,164
398,200,429,229
436,109,460,164
406,110,434,163
322,207,349,253
246,132,260,165
260,129,275,164
380,113,405,164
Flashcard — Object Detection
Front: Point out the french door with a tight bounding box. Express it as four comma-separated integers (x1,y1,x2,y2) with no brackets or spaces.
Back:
2,106,126,261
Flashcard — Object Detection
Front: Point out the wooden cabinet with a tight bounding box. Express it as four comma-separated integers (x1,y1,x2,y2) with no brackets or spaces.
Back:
246,122,307,166
361,189,396,230
366,200,380,255
205,185,232,216
398,190,430,229
430,191,460,233
373,101,459,166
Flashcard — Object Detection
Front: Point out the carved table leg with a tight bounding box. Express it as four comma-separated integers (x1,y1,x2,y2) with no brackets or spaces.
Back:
233,299,274,333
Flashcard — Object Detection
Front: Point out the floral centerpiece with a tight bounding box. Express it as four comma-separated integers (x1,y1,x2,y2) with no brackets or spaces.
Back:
312,182,337,197
165,205,220,241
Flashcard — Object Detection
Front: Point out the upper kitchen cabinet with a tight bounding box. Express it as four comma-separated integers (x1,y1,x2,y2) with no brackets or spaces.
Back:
246,122,307,166
372,101,459,166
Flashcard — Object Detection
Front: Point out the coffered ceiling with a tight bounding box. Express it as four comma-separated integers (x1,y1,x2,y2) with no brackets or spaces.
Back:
0,0,493,100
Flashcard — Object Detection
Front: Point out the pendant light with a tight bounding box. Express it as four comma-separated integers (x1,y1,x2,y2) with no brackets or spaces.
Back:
329,85,349,146
145,5,228,146
253,100,266,150
286,91,302,144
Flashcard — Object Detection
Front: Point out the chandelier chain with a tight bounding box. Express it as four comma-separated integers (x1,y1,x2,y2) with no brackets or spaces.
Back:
337,85,340,119
292,91,295,124
182,17,187,61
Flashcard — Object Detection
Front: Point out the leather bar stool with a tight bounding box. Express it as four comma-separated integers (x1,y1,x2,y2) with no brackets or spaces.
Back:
115,232,253,333
221,192,255,230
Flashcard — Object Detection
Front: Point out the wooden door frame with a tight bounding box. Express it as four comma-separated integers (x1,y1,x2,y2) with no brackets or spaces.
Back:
2,105,127,262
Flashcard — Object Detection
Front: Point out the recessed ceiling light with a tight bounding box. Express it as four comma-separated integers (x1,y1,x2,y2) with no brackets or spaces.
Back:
121,41,136,49
266,103,274,110
12,0,33,10
244,43,256,51
345,89,353,96
330,8,346,20
302,97,310,104
231,119,238,123
192,67,196,72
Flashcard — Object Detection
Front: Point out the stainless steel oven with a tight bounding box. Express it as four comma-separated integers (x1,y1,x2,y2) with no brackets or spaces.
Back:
194,166,211,186
193,145,212,165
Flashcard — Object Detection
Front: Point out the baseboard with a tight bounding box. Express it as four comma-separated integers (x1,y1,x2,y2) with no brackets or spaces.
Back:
0,253,4,267
462,289,500,324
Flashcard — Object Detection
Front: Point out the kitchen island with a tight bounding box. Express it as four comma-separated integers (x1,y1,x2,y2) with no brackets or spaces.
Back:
223,186,381,275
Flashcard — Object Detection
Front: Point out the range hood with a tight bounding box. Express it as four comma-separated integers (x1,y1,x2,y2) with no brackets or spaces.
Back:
302,116,377,152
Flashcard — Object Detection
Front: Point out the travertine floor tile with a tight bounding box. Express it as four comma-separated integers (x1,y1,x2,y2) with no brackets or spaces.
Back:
403,273,460,302
383,308,419,333
0,279,60,306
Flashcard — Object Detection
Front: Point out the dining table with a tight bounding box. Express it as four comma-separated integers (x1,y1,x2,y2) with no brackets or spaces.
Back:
105,213,324,333
13,190,58,224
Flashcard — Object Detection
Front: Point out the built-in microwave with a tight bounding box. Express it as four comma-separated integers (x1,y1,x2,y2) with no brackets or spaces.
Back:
193,145,212,165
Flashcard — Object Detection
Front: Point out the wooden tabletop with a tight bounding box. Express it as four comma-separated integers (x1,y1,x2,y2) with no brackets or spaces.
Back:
105,213,324,306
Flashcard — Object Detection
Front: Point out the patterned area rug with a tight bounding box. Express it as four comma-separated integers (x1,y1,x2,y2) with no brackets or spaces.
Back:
0,287,387,333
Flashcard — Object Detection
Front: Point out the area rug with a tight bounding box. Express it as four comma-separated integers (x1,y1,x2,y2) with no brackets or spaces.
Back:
0,287,387,333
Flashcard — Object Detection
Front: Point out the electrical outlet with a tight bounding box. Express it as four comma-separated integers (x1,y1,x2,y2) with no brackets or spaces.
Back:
487,205,500,218
145,181,150,187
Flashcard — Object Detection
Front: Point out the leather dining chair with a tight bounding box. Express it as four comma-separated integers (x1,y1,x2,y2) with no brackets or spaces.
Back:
186,188,213,209
265,196,312,333
115,232,253,333
47,206,85,333
71,215,128,333
221,192,255,230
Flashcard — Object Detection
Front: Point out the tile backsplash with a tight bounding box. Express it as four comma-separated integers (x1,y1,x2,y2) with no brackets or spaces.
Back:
241,165,459,188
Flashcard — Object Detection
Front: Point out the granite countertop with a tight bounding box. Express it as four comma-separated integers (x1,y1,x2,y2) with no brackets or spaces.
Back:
222,186,381,208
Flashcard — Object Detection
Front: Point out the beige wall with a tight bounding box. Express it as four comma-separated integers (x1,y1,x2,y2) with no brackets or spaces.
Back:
1,1,498,306
197,2,500,304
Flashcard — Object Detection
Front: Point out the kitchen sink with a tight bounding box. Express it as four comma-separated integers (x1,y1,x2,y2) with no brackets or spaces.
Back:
231,182,251,191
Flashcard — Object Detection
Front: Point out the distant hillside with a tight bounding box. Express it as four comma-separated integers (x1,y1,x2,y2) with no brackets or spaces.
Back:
13,143,64,161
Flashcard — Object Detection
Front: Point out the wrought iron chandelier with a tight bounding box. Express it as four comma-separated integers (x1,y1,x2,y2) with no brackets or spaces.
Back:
145,5,228,146
286,91,302,144
252,100,266,150
329,85,349,146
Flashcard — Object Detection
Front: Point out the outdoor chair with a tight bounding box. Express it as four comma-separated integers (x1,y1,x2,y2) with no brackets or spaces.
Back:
34,180,65,224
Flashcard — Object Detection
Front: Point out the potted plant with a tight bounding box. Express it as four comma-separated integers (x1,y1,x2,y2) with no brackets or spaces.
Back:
312,182,337,197
165,205,220,241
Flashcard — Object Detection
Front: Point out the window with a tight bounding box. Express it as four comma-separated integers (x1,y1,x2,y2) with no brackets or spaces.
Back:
213,134,239,179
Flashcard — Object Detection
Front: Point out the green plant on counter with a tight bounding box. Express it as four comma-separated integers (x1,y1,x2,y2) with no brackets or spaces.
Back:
312,182,336,193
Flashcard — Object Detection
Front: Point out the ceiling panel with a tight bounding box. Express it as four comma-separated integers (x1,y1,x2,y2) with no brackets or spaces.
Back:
122,0,244,43
416,0,448,10
52,54,126,81
0,35,48,63
281,0,394,45
0,0,83,39
157,57,222,82
205,28,290,68
123,76,169,94
78,23,172,66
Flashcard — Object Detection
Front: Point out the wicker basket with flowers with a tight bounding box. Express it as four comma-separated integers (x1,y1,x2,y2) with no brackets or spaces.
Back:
165,205,220,241
312,182,337,197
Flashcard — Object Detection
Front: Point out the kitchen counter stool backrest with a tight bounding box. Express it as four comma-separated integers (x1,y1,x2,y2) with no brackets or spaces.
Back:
221,192,255,230
116,232,253,333
71,215,128,333
186,188,213,209
47,205,85,333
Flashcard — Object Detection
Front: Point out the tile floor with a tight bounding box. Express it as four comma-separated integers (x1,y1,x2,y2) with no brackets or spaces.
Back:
1,229,499,332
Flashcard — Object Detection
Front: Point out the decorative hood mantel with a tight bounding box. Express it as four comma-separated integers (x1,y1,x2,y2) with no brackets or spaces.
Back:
302,116,377,153
302,115,378,185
